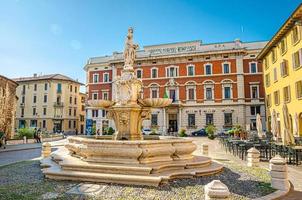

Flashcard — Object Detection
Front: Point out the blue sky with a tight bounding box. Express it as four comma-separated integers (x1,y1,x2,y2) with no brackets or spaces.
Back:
0,0,300,87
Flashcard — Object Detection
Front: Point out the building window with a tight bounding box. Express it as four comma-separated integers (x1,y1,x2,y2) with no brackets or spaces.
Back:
21,108,24,116
274,90,280,105
44,95,47,103
151,114,158,126
264,58,269,69
169,89,176,102
33,95,37,103
22,85,26,95
271,48,277,63
206,88,213,100
75,86,77,93
266,94,272,107
251,119,257,130
151,89,158,98
42,120,46,129
249,62,258,73
70,85,73,92
43,107,47,115
92,93,98,100
21,96,25,104
187,65,195,76
296,80,302,99
205,64,212,75
44,83,48,91
101,110,106,118
188,88,195,100
73,120,76,128
206,114,214,125
283,86,291,103
102,92,109,100
151,68,158,78
280,59,289,77
273,67,278,82
224,113,232,126
251,85,259,99
57,83,62,93
136,69,142,79
280,38,287,54
69,96,72,104
223,63,230,74
250,106,261,115
292,50,301,69
92,110,98,118
166,66,178,78
265,73,270,87
103,73,109,82
69,108,72,116
292,26,300,44
74,108,77,116
74,97,77,104
34,84,37,91
68,120,71,129
33,108,36,116
188,114,195,127
93,74,99,83
224,87,231,99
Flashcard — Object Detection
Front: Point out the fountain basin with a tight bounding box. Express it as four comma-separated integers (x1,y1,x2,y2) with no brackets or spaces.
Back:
88,100,115,108
65,136,196,164
138,98,172,107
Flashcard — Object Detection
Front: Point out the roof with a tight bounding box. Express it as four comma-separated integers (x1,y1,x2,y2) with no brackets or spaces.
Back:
13,74,83,85
85,40,267,68
0,74,18,86
257,4,302,60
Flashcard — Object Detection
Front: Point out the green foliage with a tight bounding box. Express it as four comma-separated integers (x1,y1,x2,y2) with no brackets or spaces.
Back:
107,127,115,135
205,124,216,140
178,128,188,137
17,128,34,139
149,128,159,135
0,132,4,138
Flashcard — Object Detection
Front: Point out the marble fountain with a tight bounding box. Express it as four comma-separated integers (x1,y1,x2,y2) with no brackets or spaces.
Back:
40,28,223,186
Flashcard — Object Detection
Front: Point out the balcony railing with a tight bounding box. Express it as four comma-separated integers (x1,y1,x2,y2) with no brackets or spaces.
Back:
53,102,64,107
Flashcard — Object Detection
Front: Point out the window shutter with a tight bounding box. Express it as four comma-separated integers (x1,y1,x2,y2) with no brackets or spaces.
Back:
292,53,296,69
299,49,302,67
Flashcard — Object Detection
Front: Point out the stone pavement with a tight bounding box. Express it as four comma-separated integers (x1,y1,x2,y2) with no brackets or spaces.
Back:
190,137,302,199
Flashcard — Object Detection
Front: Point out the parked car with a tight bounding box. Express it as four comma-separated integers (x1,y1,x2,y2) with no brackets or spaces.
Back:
191,128,207,136
142,128,152,135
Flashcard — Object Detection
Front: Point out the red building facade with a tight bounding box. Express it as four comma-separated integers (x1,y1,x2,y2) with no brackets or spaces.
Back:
85,40,267,134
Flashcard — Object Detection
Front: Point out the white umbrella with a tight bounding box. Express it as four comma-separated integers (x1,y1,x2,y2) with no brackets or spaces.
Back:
282,104,295,145
293,112,299,137
256,114,263,138
271,109,279,140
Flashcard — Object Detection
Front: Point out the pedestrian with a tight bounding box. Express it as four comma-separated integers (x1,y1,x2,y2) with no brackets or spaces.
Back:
37,129,42,143
75,129,78,135
34,128,39,143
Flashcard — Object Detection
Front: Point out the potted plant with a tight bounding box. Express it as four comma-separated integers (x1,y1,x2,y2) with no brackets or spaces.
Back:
205,124,216,140
178,128,188,137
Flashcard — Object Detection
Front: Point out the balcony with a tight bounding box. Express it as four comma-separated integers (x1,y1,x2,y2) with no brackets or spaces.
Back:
54,102,64,107
54,114,63,119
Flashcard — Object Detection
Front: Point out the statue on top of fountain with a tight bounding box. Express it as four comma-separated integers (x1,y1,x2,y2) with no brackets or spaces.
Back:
123,27,139,71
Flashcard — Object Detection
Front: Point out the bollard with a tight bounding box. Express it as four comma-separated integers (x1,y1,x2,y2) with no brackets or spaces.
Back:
247,147,260,167
23,136,27,144
202,144,209,156
41,142,51,158
205,180,230,200
269,155,290,191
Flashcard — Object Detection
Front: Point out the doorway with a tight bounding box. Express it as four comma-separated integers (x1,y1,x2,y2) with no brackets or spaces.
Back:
168,114,178,133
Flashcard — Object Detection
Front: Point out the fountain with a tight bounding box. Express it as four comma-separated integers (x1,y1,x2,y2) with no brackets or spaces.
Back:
40,28,223,186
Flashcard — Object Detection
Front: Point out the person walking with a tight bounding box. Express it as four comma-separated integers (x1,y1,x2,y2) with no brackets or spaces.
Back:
37,129,42,143
33,128,39,143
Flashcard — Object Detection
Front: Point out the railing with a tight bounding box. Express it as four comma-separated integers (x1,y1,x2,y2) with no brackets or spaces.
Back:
53,102,64,107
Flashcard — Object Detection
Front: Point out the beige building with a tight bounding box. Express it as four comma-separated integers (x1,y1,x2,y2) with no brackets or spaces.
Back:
14,74,84,134
0,75,18,139
78,92,86,134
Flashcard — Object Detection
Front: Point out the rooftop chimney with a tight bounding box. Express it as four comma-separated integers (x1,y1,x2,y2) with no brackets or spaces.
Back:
33,73,37,77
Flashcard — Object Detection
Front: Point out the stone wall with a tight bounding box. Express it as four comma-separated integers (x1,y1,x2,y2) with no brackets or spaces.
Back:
0,75,18,139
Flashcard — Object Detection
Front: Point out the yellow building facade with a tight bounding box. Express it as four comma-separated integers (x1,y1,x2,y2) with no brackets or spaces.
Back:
258,4,302,137
14,74,84,134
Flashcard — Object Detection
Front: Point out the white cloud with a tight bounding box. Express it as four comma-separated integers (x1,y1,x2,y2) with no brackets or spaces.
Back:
50,24,62,36
70,40,82,50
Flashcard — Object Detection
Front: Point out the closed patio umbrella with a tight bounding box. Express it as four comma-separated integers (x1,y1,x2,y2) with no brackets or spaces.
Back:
271,109,279,140
256,114,263,138
293,112,299,137
282,104,295,145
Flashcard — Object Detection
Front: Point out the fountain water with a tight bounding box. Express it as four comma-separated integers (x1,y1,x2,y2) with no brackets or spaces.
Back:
41,28,223,186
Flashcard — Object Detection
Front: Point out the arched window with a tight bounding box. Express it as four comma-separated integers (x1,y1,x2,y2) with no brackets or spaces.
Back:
149,83,159,98
203,80,215,100
186,81,196,101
